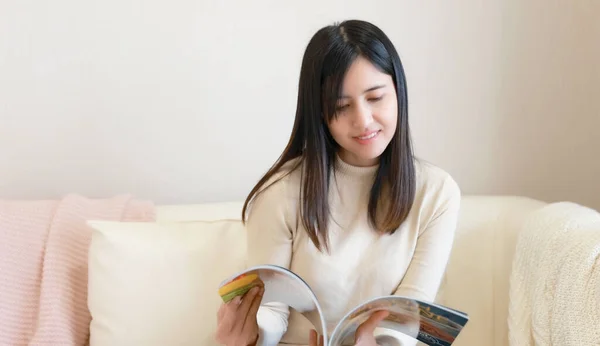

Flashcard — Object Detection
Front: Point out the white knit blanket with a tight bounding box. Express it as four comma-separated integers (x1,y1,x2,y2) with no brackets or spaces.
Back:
508,202,600,346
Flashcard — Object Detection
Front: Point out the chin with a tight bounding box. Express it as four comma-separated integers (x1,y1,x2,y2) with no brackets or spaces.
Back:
339,141,389,166
361,147,387,159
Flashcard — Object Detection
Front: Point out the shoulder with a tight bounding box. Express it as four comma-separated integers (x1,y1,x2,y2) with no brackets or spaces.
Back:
414,159,460,198
246,157,302,219
412,158,461,221
257,157,302,199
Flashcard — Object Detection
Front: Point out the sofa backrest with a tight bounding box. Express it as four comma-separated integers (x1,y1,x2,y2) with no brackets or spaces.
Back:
153,196,547,346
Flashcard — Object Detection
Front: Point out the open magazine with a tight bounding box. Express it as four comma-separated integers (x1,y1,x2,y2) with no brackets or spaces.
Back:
218,264,469,346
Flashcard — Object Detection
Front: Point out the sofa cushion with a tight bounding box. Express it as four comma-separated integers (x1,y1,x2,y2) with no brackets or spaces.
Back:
155,201,245,222
87,219,246,346
90,196,551,346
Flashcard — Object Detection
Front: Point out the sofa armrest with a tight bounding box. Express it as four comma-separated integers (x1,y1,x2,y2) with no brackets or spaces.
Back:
436,196,546,346
508,202,600,345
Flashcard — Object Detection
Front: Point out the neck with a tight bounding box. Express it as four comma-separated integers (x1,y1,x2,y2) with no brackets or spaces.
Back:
334,154,379,179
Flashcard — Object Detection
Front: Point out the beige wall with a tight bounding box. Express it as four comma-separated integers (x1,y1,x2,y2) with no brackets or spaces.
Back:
1,1,598,209
409,0,600,210
497,1,600,210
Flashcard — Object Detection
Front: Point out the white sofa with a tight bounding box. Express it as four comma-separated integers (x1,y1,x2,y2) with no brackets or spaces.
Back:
86,195,600,345
152,195,546,345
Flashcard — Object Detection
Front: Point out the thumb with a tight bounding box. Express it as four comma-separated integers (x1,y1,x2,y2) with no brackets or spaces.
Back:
309,329,324,346
355,310,390,341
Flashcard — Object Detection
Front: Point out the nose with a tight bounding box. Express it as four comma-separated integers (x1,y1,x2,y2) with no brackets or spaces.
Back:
352,102,373,129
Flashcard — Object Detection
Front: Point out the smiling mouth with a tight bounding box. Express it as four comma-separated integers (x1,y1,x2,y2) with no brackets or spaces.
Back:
354,130,380,140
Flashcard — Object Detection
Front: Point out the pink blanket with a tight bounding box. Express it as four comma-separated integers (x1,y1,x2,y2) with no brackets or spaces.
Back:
0,194,155,346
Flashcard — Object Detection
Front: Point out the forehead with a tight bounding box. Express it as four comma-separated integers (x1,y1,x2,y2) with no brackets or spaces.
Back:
341,56,392,95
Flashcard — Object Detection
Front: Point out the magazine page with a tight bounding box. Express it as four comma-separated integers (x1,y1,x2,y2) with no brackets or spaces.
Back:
409,299,468,346
329,296,469,346
328,296,421,346
218,264,328,340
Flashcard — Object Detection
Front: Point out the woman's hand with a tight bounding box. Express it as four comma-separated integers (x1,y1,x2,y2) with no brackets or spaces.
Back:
309,329,324,346
215,286,264,346
308,310,390,346
354,310,389,346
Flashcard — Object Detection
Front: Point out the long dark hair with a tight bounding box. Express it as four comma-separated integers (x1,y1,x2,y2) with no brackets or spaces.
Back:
242,19,416,253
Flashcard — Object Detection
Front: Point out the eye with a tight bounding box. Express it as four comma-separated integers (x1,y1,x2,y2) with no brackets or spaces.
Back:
368,95,384,102
336,104,350,112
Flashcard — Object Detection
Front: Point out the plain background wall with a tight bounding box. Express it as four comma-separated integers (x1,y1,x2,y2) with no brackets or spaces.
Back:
1,0,598,210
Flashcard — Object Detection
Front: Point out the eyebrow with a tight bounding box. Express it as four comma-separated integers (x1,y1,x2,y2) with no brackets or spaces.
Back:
339,84,386,99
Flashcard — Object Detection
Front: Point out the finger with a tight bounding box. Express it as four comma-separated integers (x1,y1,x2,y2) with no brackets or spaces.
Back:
242,286,264,330
247,286,264,318
220,296,242,326
228,295,242,308
355,310,390,340
217,303,225,320
238,286,260,313
233,295,242,305
309,329,317,346
309,329,324,346
226,295,242,306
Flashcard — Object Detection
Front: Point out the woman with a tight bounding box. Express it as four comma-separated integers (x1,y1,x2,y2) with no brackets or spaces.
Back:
216,19,461,346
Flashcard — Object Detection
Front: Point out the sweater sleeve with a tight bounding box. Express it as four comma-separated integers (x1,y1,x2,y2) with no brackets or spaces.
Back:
393,175,461,302
245,175,295,346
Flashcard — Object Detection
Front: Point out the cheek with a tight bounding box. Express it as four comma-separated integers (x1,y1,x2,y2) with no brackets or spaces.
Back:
327,119,348,139
379,102,398,131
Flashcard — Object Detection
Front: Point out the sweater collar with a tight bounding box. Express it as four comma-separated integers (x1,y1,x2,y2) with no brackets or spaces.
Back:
334,154,379,179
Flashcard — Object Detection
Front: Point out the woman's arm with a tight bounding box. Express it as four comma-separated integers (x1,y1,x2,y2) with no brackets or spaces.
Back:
245,176,296,346
393,176,461,302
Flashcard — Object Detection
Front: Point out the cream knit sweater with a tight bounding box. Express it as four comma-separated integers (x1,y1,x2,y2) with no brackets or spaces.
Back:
245,156,461,346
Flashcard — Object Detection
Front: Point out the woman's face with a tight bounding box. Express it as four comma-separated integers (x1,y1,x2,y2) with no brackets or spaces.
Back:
327,56,398,167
